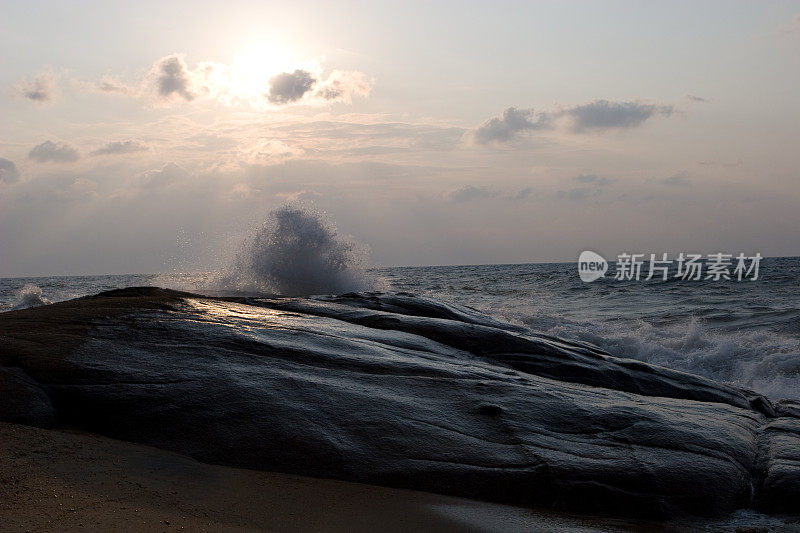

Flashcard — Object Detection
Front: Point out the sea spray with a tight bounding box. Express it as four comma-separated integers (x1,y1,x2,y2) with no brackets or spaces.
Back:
216,205,371,296
9,283,52,311
485,306,800,401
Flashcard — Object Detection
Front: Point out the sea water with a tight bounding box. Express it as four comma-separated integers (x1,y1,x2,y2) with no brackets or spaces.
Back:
2,256,798,402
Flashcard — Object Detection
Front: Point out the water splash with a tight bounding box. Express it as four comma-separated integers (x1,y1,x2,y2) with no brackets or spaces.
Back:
9,283,52,311
497,309,800,401
217,205,371,296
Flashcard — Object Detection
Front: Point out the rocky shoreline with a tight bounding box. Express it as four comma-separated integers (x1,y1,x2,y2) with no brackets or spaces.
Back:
1,287,798,521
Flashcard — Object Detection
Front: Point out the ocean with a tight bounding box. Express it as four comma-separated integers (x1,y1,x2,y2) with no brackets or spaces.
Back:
2,256,798,402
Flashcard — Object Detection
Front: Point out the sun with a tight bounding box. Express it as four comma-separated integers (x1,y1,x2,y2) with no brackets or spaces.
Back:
229,43,292,99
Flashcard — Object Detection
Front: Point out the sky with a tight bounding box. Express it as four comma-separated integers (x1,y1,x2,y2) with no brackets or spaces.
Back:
1,0,799,276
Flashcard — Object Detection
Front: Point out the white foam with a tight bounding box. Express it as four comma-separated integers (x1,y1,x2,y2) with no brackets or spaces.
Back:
503,310,800,401
9,283,52,311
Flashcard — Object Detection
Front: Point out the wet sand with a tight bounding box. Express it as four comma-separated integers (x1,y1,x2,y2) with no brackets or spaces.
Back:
0,422,654,532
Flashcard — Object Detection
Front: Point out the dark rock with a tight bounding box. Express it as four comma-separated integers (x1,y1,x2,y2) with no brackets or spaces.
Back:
755,416,800,514
0,366,55,427
0,288,798,519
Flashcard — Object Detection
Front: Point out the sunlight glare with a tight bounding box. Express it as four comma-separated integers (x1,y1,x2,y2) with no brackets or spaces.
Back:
229,43,293,100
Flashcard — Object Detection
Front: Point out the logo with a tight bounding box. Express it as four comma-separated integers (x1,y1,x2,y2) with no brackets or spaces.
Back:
578,251,608,282
576,251,762,282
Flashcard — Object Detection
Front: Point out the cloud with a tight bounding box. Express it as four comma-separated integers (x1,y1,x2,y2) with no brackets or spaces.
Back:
514,187,533,200
686,94,709,103
267,69,317,104
557,187,597,200
472,100,673,144
273,189,322,203
93,75,138,96
575,173,611,186
270,119,463,156
0,158,20,183
147,54,197,102
557,174,612,200
266,68,372,106
81,53,371,109
314,70,372,103
28,141,79,163
141,54,228,105
186,134,240,150
662,171,692,186
90,140,148,156
448,185,495,202
83,58,208,102
471,107,549,144
15,71,60,103
52,177,99,201
140,162,189,189
243,139,304,163
561,100,673,131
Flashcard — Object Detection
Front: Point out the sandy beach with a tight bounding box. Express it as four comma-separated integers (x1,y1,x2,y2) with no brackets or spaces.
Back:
0,422,657,532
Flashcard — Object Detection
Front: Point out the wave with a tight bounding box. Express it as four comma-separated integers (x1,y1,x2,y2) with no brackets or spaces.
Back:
9,283,52,311
496,308,800,401
215,205,372,297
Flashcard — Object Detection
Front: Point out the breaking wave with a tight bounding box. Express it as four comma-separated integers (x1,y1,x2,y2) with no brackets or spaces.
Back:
216,205,371,297
9,283,52,311
500,310,800,401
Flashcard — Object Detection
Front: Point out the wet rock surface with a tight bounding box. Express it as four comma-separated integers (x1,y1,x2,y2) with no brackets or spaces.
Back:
0,287,798,519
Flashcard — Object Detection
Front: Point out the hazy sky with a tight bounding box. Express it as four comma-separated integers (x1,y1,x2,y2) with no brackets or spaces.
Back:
1,0,799,276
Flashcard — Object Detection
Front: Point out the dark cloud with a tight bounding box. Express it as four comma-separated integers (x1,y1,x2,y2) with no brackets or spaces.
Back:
563,100,673,131
28,141,79,163
268,70,317,104
81,56,370,109
90,141,148,156
0,158,20,183
472,107,549,144
151,55,195,101
472,100,673,144
16,72,60,103
87,58,200,102
448,185,495,202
